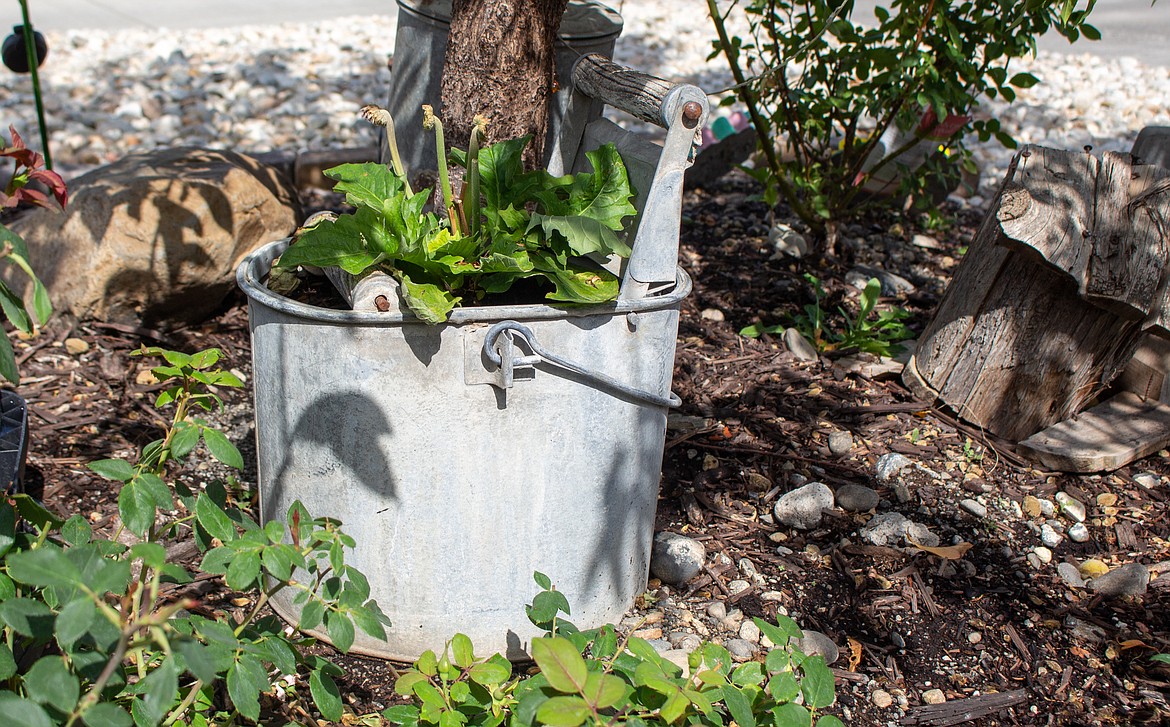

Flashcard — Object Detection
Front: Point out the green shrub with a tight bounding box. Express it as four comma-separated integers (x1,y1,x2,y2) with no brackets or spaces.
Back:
386,573,843,727
0,346,389,725
707,0,1099,252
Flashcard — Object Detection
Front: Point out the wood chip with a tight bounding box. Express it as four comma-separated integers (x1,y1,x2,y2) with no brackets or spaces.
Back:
900,688,1030,726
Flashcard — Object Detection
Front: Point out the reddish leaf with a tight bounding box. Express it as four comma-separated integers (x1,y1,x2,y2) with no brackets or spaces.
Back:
28,169,67,208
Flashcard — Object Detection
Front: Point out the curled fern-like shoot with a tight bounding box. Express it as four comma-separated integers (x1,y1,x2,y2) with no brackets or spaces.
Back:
465,114,489,239
422,105,460,237
361,104,412,196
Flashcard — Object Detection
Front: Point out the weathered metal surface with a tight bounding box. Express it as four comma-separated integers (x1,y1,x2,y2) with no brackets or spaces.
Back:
237,239,689,661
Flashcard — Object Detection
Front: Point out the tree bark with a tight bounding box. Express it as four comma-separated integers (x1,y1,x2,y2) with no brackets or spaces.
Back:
440,0,569,169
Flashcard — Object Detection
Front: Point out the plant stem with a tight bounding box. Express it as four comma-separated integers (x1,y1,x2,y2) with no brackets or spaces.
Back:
17,0,51,169
707,0,810,223
162,679,205,727
361,104,412,196
422,105,460,237
465,116,487,239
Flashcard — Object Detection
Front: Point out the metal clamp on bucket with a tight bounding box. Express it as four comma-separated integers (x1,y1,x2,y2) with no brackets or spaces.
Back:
466,320,681,408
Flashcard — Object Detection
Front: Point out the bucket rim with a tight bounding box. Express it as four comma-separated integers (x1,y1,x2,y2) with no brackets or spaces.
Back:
236,238,691,325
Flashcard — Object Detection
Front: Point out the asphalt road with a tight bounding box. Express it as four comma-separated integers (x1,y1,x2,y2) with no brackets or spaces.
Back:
12,0,1168,67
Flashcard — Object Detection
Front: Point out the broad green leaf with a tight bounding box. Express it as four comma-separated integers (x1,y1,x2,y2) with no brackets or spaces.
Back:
0,692,52,727
534,696,590,727
188,348,221,369
469,660,511,687
816,716,846,727
88,458,135,482
176,639,220,684
226,660,262,722
769,671,801,703
394,671,430,697
327,610,356,653
0,594,54,636
0,643,15,680
55,597,97,649
60,513,92,546
772,702,812,727
449,632,472,664
202,428,244,469
527,589,572,626
170,421,201,459
350,603,389,641
310,669,344,723
0,279,32,333
12,494,63,531
0,334,17,384
118,480,155,536
25,655,81,713
383,704,421,727
1009,72,1039,88
1152,654,1170,664
81,703,132,727
477,136,544,214
531,637,587,693
545,145,637,232
799,655,835,709
755,616,802,647
581,672,626,710
8,544,83,589
195,492,236,543
136,655,180,726
261,544,295,582
530,256,619,304
136,473,172,510
660,690,690,724
225,549,262,591
299,599,326,631
200,546,232,575
128,542,167,570
398,272,459,324
720,684,756,727
326,162,405,213
528,214,632,258
276,212,382,275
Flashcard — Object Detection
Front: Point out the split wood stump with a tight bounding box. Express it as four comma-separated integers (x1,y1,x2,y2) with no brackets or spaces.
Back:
904,144,1170,471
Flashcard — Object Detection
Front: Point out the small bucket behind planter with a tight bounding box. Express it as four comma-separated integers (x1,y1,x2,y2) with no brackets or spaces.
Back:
238,56,707,661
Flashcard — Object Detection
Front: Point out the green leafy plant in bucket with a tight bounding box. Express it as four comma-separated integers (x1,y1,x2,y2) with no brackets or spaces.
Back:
276,105,638,324
385,573,843,727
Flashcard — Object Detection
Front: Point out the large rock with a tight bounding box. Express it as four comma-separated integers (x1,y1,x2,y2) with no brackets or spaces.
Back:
7,147,299,325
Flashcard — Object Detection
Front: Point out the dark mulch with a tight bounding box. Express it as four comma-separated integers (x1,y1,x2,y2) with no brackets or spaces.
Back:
15,171,1170,725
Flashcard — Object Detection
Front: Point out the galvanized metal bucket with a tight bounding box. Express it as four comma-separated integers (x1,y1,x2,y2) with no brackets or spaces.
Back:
237,241,690,660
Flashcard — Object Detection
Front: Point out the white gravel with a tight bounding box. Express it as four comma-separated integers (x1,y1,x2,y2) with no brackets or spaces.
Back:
0,1,1166,197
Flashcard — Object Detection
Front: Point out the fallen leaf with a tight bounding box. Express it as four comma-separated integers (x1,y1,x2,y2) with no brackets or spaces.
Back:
135,368,158,385
1118,639,1152,651
908,537,973,560
848,637,863,671
1023,495,1042,518
64,337,90,355
1097,493,1118,507
1070,646,1090,659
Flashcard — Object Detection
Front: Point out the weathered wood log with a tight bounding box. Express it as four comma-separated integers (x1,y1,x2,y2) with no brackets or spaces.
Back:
906,145,1170,442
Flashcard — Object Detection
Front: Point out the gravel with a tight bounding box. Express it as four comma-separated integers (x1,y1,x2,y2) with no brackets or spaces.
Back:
6,3,1167,192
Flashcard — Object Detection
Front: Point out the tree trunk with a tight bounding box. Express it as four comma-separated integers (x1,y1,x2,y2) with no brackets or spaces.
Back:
441,0,569,169
904,146,1170,442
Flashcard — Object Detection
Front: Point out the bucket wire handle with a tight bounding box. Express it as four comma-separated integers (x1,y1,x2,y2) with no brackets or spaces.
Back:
483,321,681,409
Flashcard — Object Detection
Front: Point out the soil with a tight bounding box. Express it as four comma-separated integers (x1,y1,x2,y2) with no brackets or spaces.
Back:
14,171,1170,726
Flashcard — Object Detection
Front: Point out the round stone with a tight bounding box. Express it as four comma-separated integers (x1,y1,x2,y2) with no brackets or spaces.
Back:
835,484,880,513
1068,523,1090,542
650,532,706,585
774,482,835,530
923,689,946,705
873,690,894,709
792,629,839,666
